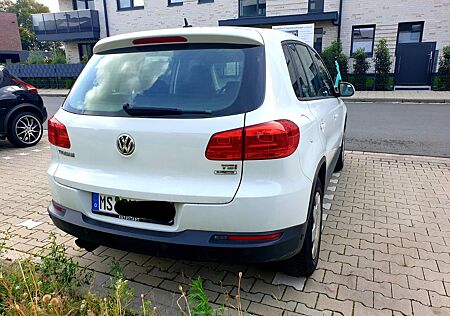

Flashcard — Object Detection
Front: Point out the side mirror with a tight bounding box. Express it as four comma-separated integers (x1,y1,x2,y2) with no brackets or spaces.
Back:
339,82,355,97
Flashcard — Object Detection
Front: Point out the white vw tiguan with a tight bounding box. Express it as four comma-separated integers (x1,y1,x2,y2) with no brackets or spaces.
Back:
47,27,353,276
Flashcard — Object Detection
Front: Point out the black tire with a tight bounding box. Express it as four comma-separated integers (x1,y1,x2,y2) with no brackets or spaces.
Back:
279,179,323,277
7,111,43,148
334,134,345,172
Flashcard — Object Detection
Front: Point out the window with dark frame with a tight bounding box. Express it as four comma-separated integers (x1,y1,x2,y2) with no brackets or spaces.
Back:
351,25,376,57
308,0,324,13
313,28,323,53
168,0,183,5
73,0,95,10
397,22,424,44
117,0,144,11
78,43,95,61
239,0,266,17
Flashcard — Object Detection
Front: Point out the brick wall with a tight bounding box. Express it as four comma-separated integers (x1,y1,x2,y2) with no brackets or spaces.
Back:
94,0,237,37
0,12,22,51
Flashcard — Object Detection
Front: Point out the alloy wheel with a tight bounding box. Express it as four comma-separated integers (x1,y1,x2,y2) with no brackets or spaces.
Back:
15,115,42,145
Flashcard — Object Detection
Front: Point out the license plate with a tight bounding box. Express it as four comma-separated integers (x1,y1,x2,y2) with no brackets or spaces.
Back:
91,193,142,222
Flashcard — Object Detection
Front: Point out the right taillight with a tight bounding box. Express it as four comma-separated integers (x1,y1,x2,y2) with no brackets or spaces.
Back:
48,116,71,149
205,120,300,161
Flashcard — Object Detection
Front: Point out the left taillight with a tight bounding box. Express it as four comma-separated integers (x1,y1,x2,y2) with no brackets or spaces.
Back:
48,116,71,149
12,78,38,94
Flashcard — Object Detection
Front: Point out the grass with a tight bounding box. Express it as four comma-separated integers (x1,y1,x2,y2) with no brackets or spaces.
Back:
0,231,245,316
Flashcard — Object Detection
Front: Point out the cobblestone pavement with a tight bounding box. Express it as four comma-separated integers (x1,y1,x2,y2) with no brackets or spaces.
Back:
1,136,450,315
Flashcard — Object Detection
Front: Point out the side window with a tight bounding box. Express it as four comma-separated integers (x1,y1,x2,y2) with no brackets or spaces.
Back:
308,47,335,97
282,45,302,98
293,43,321,97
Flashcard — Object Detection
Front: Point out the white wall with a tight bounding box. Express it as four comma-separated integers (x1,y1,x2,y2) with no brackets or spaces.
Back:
341,0,450,72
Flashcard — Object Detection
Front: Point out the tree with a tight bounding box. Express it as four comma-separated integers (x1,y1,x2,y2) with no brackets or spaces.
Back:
0,0,54,51
437,45,450,90
353,48,370,91
374,39,392,91
321,40,349,82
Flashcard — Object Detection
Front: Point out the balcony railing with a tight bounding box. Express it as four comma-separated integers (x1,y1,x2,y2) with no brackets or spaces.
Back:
32,9,100,42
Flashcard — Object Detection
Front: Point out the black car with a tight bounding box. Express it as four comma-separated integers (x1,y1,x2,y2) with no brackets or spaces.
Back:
0,66,47,147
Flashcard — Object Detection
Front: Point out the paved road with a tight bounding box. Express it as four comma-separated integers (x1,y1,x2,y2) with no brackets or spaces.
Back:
42,96,65,129
346,102,450,158
42,97,450,157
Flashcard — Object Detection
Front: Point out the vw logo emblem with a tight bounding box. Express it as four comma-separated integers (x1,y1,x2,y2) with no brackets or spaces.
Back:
117,134,135,156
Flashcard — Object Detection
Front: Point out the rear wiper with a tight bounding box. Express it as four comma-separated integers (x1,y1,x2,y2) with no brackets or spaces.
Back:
123,103,212,116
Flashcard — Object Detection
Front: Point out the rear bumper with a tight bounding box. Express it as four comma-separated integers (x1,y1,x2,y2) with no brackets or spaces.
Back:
48,203,307,263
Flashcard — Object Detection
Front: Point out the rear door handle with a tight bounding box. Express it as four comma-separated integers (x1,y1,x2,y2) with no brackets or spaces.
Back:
333,113,339,120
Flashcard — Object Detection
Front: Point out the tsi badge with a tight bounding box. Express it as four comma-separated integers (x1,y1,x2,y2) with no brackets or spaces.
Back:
214,164,238,175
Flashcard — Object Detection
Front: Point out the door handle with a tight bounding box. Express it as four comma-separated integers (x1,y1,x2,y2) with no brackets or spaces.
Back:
333,113,339,120
320,122,326,131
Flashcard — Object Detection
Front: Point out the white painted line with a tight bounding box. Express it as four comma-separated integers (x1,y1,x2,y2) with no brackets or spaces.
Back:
272,272,306,291
323,203,331,210
332,172,341,177
324,194,334,200
16,153,29,156
31,149,42,152
327,186,336,192
1,156,14,160
46,146,51,149
330,179,338,184
322,213,328,221
17,219,43,229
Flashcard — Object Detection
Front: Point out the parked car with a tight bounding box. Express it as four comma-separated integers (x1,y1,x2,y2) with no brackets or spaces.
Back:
0,66,47,147
47,27,354,276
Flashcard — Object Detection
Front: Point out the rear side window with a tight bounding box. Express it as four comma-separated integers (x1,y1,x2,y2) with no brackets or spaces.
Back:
282,45,302,98
63,44,265,118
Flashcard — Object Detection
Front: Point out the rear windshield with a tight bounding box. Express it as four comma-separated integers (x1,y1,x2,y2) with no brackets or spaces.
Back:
63,44,265,118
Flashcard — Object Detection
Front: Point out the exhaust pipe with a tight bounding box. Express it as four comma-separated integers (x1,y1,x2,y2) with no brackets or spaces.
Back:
75,239,99,252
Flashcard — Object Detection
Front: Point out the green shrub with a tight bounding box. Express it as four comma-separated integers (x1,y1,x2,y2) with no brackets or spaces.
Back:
353,48,370,90
25,51,46,64
18,77,76,89
321,40,349,82
81,55,90,65
437,45,450,90
50,50,67,64
374,39,393,91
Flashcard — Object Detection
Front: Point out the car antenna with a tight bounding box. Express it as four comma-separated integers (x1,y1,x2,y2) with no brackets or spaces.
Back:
183,18,192,28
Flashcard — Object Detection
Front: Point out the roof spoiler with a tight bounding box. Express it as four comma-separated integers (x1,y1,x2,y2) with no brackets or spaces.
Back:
94,28,264,54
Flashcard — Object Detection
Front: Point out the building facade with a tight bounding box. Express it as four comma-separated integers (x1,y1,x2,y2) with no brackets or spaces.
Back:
32,0,450,88
0,12,23,63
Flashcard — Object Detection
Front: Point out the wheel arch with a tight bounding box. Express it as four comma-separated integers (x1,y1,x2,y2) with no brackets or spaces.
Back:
5,103,44,134
306,156,327,219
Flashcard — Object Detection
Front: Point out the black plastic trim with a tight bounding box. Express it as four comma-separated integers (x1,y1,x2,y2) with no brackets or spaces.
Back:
48,204,307,263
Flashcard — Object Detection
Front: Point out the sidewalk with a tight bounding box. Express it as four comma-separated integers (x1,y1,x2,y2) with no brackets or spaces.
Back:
343,90,450,103
39,89,450,103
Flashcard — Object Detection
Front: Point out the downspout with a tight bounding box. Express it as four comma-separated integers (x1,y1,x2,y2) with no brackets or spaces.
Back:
337,0,343,42
102,0,110,37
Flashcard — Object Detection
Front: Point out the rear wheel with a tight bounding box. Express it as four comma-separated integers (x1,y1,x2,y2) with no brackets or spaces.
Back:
334,134,345,172
280,179,323,277
7,112,43,148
